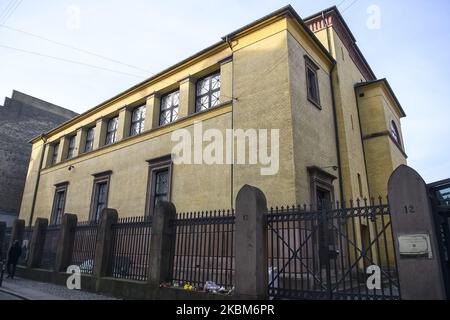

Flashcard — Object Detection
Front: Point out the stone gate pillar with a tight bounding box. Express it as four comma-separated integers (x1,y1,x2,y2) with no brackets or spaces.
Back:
234,185,268,300
388,165,446,300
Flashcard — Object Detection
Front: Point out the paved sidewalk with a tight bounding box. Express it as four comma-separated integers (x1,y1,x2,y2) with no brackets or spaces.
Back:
0,277,118,300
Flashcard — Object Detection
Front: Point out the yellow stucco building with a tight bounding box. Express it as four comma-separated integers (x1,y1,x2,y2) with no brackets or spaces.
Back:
19,5,406,226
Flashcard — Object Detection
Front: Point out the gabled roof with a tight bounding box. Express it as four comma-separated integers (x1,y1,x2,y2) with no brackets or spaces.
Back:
355,78,406,118
30,5,334,143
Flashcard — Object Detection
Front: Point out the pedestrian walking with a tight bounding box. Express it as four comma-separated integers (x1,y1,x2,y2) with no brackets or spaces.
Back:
6,241,22,279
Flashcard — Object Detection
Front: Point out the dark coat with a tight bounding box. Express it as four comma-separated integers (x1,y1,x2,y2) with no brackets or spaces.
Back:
8,244,22,264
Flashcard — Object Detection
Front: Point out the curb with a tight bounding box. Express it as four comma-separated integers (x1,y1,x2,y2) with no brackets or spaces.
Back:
0,287,31,300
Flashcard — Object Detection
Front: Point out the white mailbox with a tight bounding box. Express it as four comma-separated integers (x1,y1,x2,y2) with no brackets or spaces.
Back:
398,234,432,259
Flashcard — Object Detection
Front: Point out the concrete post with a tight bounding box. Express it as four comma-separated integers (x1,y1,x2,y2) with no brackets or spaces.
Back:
10,219,25,247
27,218,48,268
42,143,52,169
148,202,177,288
234,185,268,300
93,209,118,285
55,214,78,272
179,77,196,118
144,93,161,131
219,56,233,103
117,107,132,141
73,128,85,158
0,222,6,259
388,165,446,300
93,118,108,150
57,136,69,163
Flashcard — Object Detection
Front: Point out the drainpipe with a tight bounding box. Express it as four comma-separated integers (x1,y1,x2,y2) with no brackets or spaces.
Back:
325,17,345,204
28,134,47,227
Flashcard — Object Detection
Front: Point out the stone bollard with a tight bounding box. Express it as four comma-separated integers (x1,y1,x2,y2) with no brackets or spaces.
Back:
27,218,48,268
234,185,269,300
55,214,78,272
148,201,177,289
93,208,118,289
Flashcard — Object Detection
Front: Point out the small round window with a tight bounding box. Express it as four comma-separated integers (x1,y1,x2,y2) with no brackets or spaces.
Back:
391,121,401,146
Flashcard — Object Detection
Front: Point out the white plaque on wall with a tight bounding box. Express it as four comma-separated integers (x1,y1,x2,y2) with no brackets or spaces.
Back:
398,234,432,259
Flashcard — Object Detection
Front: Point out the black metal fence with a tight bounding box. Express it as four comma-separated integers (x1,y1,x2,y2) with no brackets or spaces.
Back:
108,216,152,281
267,198,400,300
170,210,235,290
40,225,60,270
71,221,98,274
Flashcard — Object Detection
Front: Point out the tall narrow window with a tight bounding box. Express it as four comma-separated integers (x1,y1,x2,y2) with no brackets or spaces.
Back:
90,172,111,222
196,73,221,112
130,105,146,136
105,117,119,145
51,184,67,225
146,156,172,216
391,121,401,146
305,56,321,107
67,135,76,160
84,126,95,153
154,170,169,205
160,91,179,126
51,142,60,165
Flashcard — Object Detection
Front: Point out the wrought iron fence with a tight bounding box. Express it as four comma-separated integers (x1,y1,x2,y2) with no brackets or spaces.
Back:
108,216,152,281
170,210,235,290
1,227,12,261
71,221,99,274
267,198,401,300
18,227,34,266
40,225,60,270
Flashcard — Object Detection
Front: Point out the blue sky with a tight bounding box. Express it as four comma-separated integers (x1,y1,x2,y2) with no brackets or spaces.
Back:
0,0,448,183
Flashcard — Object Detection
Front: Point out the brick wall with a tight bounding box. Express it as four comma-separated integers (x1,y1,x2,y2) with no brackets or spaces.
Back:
0,91,78,218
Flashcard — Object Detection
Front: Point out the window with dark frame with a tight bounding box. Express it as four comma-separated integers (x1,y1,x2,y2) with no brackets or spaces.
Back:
105,117,119,145
154,170,169,206
51,142,60,165
146,156,172,216
90,173,111,222
67,135,76,160
160,91,179,126
130,105,146,136
305,57,321,107
51,184,67,225
195,73,221,112
84,126,95,153
391,121,401,146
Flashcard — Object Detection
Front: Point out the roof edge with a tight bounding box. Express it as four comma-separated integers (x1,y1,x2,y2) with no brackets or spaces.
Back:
304,6,376,81
34,5,337,142
355,78,406,118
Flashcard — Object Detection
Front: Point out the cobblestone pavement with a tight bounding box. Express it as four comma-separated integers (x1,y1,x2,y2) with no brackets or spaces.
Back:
0,277,118,300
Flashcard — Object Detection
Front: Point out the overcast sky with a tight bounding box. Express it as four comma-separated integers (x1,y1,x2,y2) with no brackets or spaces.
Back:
0,0,448,183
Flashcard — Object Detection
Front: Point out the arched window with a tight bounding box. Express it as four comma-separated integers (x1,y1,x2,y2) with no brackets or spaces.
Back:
391,121,401,146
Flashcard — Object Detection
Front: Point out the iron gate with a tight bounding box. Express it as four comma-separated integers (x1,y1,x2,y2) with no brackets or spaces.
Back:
429,179,450,299
267,199,401,300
